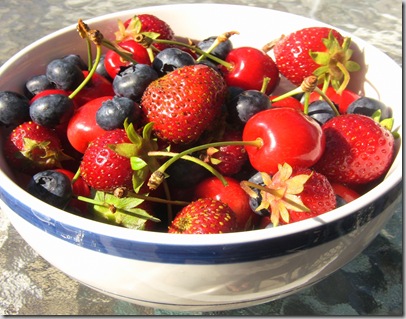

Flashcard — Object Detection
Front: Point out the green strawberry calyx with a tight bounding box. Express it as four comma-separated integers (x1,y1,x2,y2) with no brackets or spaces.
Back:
311,30,361,95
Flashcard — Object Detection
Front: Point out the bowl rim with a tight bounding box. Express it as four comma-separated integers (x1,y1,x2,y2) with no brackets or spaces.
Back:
0,3,403,247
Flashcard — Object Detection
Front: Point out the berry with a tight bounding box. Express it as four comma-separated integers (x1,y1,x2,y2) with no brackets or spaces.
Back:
197,36,233,60
270,95,304,111
29,93,74,128
307,100,336,125
308,87,360,114
141,64,227,144
314,114,395,185
3,121,70,174
168,198,238,234
246,171,269,217
27,170,73,209
221,46,280,94
46,58,85,90
227,89,272,128
243,108,325,175
0,91,30,127
25,74,55,98
272,27,359,91
346,96,392,119
79,129,134,192
193,176,254,231
152,47,196,76
96,96,142,130
113,64,158,102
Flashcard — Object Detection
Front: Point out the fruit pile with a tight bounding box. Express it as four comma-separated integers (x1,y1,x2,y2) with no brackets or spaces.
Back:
0,14,398,234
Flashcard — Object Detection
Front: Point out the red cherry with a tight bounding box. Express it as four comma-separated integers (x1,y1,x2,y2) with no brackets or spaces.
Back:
243,108,325,174
30,89,70,104
104,40,151,79
269,95,304,111
66,96,112,153
221,47,280,94
193,176,254,231
330,182,360,203
68,71,114,108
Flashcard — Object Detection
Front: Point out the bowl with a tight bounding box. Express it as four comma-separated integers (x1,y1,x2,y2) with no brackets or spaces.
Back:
0,3,402,312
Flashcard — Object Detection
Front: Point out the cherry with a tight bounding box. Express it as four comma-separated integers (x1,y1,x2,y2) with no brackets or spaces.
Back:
220,47,280,94
242,108,325,174
308,87,360,114
104,40,151,79
193,176,255,231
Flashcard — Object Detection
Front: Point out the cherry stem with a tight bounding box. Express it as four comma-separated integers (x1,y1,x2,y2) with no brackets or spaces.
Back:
195,31,239,63
147,139,262,190
68,44,102,100
148,151,229,187
76,195,161,222
150,37,234,70
260,77,271,94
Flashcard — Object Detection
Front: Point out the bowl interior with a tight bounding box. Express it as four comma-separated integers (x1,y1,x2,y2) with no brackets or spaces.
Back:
0,4,402,245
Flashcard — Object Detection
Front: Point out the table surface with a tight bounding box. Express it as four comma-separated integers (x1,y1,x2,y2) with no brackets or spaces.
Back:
0,0,402,316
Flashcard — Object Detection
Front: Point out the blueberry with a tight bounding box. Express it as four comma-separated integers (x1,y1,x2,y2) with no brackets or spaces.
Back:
307,100,337,125
30,94,74,127
166,157,209,189
25,74,55,98
0,91,30,127
228,89,271,127
113,64,158,102
96,96,141,130
346,97,392,119
27,170,73,209
247,172,270,217
197,36,233,60
62,54,88,71
94,54,112,81
152,48,195,76
46,58,85,91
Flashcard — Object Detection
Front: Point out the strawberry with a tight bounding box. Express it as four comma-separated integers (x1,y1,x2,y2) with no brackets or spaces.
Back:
3,121,71,174
168,198,238,234
116,14,175,51
241,163,336,226
314,114,395,185
202,129,248,176
272,27,360,93
140,64,227,144
79,129,134,192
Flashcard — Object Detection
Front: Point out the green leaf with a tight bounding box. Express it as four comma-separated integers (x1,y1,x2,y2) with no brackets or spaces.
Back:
309,51,331,66
132,165,150,193
131,156,148,170
345,60,361,72
141,31,161,40
108,143,140,158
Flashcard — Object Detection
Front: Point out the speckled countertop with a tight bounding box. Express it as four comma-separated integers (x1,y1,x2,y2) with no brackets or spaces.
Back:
0,0,402,316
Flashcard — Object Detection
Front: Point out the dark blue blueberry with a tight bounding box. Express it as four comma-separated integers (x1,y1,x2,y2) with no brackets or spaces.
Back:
46,58,85,91
94,54,113,81
346,97,392,119
62,54,88,70
197,36,233,61
25,74,55,98
307,100,337,125
152,47,195,76
96,96,141,130
228,89,271,128
113,64,158,102
247,172,270,217
0,91,30,127
29,94,74,127
27,170,73,209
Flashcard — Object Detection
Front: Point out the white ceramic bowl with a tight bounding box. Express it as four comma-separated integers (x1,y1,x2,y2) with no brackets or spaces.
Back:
0,4,402,312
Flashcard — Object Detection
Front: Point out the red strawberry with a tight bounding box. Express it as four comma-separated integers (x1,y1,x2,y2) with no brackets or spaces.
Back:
314,114,395,185
272,27,359,92
3,121,71,174
203,129,248,176
168,198,238,234
79,129,134,192
140,64,227,144
241,163,335,226
118,14,175,51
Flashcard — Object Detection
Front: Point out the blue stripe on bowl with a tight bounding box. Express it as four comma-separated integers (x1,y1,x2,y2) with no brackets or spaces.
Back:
0,182,401,265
